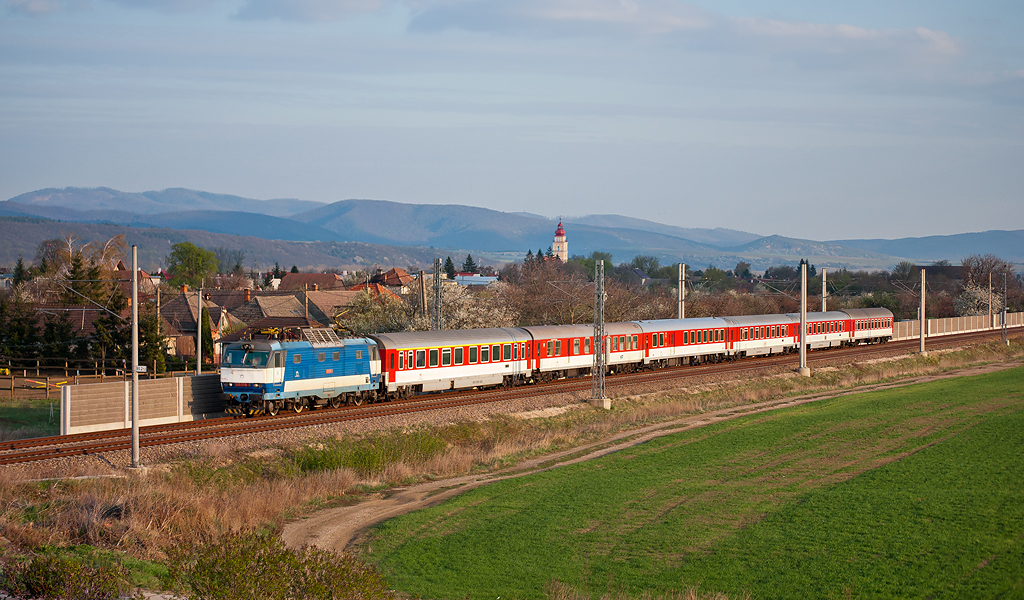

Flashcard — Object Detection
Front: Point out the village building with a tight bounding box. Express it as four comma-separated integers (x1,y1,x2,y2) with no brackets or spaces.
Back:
553,221,568,262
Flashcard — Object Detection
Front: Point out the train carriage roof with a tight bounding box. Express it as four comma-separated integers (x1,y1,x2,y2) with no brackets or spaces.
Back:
784,311,852,322
720,314,795,326
521,322,642,339
634,317,730,331
838,308,894,320
369,327,531,350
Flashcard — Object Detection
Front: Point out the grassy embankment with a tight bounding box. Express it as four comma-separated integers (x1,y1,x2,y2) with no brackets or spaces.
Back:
0,337,1022,597
0,398,59,441
365,364,1024,599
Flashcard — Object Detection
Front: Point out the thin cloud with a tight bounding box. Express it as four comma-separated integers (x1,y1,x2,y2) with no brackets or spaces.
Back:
106,0,218,12
406,0,962,63
233,0,397,21
6,0,80,16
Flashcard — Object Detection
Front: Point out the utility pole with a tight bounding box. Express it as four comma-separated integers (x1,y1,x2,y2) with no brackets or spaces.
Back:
799,261,810,377
432,258,443,330
591,260,609,408
196,287,203,375
821,268,827,312
677,263,685,319
130,245,141,468
418,270,427,315
1003,272,1008,345
919,268,926,355
989,273,993,329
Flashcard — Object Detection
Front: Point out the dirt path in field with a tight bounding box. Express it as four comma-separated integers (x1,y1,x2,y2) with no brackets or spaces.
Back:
281,360,1023,553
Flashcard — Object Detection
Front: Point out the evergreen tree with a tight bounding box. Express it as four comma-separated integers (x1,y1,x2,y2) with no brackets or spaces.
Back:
0,294,39,360
525,249,534,265
60,252,104,305
92,287,130,371
462,254,478,274
444,256,456,279
139,312,167,373
41,312,83,360
12,255,30,287
200,306,214,362
290,265,300,273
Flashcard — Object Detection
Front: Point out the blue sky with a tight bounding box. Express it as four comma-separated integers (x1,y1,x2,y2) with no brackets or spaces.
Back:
2,0,1022,239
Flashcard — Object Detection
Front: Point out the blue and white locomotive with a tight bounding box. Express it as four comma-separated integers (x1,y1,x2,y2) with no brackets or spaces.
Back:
222,328,380,416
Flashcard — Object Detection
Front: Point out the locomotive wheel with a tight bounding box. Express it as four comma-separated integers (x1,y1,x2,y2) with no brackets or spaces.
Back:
328,396,342,409
352,395,364,406
266,401,279,416
291,401,304,413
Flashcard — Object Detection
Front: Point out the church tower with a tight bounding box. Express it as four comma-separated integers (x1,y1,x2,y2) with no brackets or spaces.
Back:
552,220,568,262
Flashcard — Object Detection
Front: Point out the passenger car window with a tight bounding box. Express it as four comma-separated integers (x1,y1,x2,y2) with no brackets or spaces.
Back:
481,345,489,362
416,350,425,368
470,346,478,363
455,347,464,364
442,348,451,366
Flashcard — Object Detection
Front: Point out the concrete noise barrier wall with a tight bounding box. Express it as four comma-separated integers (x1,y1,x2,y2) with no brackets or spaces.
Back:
60,374,225,436
894,311,1023,341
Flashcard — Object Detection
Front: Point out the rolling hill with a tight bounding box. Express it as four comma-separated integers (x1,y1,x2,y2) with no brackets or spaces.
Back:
3,187,1021,273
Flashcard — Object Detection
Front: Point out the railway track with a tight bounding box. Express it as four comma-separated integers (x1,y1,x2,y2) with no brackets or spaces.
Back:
1,328,1017,467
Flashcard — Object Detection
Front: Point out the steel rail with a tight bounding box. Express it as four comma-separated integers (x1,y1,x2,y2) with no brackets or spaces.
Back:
2,328,1016,466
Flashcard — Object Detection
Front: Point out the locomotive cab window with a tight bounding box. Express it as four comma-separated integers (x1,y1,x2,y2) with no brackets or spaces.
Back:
333,351,340,361
356,350,362,360
293,354,301,364
318,352,325,362
274,352,285,367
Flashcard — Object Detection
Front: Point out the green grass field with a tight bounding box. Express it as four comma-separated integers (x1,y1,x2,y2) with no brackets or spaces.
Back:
365,366,1024,599
0,398,59,441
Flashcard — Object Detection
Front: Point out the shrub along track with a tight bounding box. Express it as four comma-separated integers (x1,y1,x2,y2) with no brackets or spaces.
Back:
0,328,1014,467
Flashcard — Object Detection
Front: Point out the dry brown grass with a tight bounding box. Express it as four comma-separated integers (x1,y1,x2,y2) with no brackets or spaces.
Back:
1,337,1021,563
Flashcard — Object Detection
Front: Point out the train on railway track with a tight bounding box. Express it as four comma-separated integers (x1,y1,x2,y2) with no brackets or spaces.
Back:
221,308,894,416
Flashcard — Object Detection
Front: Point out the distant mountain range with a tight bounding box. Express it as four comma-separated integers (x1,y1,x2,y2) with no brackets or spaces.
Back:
2,187,1021,273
